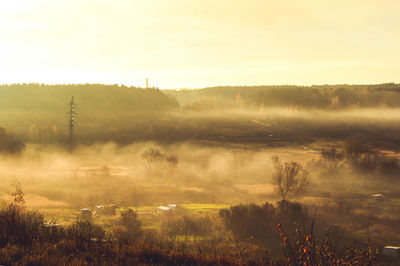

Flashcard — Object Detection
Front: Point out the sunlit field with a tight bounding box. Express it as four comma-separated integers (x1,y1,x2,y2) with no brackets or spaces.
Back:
2,85,400,263
2,0,400,263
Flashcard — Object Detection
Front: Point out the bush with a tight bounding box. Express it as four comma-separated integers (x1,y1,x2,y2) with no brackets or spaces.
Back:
0,182,46,248
320,148,343,171
343,139,400,177
0,204,46,248
277,223,381,265
66,219,105,248
344,139,379,172
161,213,211,241
113,208,142,243
219,202,283,255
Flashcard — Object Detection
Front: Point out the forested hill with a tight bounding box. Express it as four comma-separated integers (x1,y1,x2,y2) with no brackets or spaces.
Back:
1,83,400,145
0,84,179,142
0,83,178,113
165,83,400,110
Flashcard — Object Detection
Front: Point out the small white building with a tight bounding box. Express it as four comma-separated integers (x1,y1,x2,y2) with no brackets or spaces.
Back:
383,246,400,259
156,206,170,214
372,194,384,202
80,208,92,219
93,204,119,215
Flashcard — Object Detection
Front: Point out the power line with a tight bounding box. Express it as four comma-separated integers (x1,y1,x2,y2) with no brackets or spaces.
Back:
0,105,65,109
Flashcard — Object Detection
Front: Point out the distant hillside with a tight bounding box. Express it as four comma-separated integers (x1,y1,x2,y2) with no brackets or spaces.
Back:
3,83,400,146
0,83,177,127
0,83,177,113
0,84,179,145
165,83,400,110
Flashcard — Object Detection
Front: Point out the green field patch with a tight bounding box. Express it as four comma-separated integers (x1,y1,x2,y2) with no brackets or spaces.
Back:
125,204,229,214
142,225,161,231
175,235,206,241
180,203,229,213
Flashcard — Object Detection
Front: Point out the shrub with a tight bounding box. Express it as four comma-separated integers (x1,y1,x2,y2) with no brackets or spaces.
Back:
320,148,343,171
0,181,46,248
66,218,105,249
161,213,211,241
277,223,381,265
113,208,142,243
219,202,282,255
0,204,46,248
344,139,379,172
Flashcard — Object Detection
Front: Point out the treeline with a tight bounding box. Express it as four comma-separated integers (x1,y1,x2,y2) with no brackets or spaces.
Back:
4,83,400,114
0,127,25,154
166,83,400,110
0,84,178,144
4,83,400,146
0,83,178,114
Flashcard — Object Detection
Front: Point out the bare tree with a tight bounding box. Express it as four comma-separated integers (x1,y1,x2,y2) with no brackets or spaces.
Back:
320,148,343,170
165,154,178,177
272,157,311,200
141,148,163,171
11,181,25,206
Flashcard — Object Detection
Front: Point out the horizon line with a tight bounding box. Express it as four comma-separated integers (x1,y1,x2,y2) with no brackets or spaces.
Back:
0,82,399,90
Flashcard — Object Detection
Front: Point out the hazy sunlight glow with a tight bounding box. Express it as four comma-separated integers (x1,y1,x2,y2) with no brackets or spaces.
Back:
0,0,399,88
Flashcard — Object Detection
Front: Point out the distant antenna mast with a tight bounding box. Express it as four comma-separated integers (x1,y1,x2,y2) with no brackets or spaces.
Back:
67,96,78,153
146,78,149,89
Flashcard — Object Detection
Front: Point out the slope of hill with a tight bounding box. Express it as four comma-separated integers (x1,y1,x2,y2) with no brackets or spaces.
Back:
165,83,400,110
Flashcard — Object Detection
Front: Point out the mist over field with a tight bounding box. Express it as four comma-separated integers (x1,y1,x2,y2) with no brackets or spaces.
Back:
0,83,400,264
2,0,400,263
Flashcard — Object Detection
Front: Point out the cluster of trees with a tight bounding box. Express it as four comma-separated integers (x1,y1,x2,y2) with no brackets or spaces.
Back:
0,84,179,145
161,211,212,241
0,127,25,154
166,83,400,110
141,148,178,177
4,83,400,147
0,183,141,248
219,201,308,253
219,201,382,264
246,84,400,109
317,138,400,178
6,83,400,113
0,83,178,113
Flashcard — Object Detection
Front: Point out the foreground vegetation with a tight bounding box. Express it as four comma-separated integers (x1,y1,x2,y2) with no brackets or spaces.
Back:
0,185,388,265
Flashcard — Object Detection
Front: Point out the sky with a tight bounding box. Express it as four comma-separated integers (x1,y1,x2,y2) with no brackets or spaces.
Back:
0,0,399,89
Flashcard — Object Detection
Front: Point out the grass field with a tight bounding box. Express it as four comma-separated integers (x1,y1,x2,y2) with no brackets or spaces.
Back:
34,203,230,232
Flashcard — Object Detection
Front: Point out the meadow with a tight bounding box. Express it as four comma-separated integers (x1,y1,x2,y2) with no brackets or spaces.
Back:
1,84,400,264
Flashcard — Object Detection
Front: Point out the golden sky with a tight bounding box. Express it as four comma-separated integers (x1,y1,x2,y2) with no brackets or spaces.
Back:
0,0,399,89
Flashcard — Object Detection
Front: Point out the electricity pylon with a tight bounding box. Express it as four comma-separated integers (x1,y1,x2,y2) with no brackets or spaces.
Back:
67,96,77,153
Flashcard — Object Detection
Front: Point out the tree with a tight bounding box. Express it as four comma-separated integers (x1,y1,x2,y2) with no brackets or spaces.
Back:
0,127,25,154
113,208,142,243
11,181,25,206
320,148,343,170
141,148,163,172
165,154,178,177
272,157,311,200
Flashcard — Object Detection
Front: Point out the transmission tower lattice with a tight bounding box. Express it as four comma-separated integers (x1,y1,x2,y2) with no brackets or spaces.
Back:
67,96,78,153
